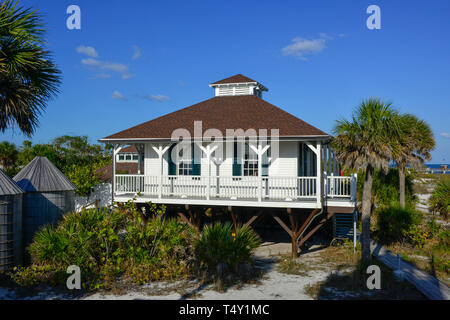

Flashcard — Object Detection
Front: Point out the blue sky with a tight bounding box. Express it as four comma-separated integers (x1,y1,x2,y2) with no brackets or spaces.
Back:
1,0,449,163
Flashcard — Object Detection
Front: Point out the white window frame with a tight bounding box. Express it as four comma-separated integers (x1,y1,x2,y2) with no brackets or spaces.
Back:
177,147,193,176
243,142,258,176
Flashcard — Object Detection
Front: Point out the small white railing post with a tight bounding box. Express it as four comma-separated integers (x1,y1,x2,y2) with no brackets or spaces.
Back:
323,172,328,199
330,172,334,196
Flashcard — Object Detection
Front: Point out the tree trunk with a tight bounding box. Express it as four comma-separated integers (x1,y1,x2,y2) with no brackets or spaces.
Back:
399,165,406,208
361,164,374,262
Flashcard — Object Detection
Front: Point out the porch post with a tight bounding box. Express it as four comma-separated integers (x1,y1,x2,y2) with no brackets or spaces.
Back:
152,144,170,199
306,141,322,207
250,144,270,202
198,143,218,201
112,144,124,205
258,150,263,202
316,142,322,207
134,144,144,175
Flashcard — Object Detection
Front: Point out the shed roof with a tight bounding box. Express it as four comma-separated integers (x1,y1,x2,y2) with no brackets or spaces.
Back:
0,168,24,196
13,157,77,192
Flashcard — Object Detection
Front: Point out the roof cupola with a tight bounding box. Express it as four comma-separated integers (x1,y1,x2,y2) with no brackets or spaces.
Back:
209,74,268,98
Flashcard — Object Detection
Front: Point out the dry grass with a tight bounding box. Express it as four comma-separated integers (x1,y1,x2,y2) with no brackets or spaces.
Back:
386,241,449,286
280,243,426,300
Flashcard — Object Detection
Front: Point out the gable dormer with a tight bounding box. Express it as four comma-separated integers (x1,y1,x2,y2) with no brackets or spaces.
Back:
209,74,268,98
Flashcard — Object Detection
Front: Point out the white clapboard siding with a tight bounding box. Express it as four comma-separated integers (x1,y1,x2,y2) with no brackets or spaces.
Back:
144,144,160,176
269,141,298,176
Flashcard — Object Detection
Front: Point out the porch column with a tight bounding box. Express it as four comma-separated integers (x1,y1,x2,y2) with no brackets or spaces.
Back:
197,143,218,201
316,142,322,206
134,144,145,175
306,141,322,207
250,144,270,202
152,144,170,199
112,144,124,205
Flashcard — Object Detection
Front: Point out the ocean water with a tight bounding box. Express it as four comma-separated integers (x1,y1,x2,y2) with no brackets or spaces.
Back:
424,164,450,174
425,164,450,169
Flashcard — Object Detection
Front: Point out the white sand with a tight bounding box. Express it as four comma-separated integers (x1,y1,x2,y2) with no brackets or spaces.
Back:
0,248,334,301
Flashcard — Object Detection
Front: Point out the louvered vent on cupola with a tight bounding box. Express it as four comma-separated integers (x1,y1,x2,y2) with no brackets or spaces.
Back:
209,74,268,98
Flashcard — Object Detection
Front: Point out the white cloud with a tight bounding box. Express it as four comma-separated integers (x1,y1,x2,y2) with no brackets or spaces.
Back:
132,45,142,60
111,90,127,101
134,94,171,102
101,62,134,79
81,59,133,79
90,73,112,79
76,45,98,58
81,58,102,66
151,94,170,102
440,132,450,138
282,35,329,60
319,33,333,40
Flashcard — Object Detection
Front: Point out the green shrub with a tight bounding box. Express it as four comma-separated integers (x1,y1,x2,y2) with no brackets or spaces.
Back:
194,222,260,275
123,211,196,284
29,208,127,271
12,202,196,290
402,225,429,248
357,168,416,207
376,205,423,243
429,177,450,220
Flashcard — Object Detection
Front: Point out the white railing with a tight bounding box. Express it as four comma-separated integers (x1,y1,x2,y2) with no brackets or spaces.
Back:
162,175,207,197
325,174,357,200
210,176,260,199
263,176,317,200
114,174,357,203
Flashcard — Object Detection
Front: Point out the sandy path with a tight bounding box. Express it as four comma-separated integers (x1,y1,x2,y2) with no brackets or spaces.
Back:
0,247,332,300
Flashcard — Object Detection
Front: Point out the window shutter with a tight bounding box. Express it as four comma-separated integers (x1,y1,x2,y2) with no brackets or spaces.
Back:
262,152,269,177
232,141,242,176
168,144,176,175
192,144,201,176
303,143,308,176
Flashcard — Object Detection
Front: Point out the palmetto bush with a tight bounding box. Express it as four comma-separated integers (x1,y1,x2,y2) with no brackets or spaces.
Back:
194,222,260,275
29,208,127,269
12,204,196,289
429,177,450,220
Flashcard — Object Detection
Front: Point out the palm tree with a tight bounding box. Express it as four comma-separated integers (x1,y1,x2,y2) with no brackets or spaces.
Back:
0,140,18,171
332,98,400,261
394,114,435,208
0,0,61,136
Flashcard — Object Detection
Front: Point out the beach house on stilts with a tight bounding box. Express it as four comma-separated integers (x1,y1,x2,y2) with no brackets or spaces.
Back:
100,74,357,256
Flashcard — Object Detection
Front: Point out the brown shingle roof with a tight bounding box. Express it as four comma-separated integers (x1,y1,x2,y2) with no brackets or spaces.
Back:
101,95,329,141
119,145,137,153
96,162,144,182
211,74,258,85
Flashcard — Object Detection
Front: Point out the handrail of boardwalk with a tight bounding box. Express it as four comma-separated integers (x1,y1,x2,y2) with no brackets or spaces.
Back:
370,240,450,300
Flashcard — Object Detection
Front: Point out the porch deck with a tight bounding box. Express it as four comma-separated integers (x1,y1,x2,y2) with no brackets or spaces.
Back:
114,174,357,209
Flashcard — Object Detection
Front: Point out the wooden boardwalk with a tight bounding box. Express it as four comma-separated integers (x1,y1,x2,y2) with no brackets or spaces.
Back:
371,240,450,300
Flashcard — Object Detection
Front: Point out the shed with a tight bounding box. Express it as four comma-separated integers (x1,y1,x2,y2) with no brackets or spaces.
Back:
14,156,77,247
0,169,24,271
